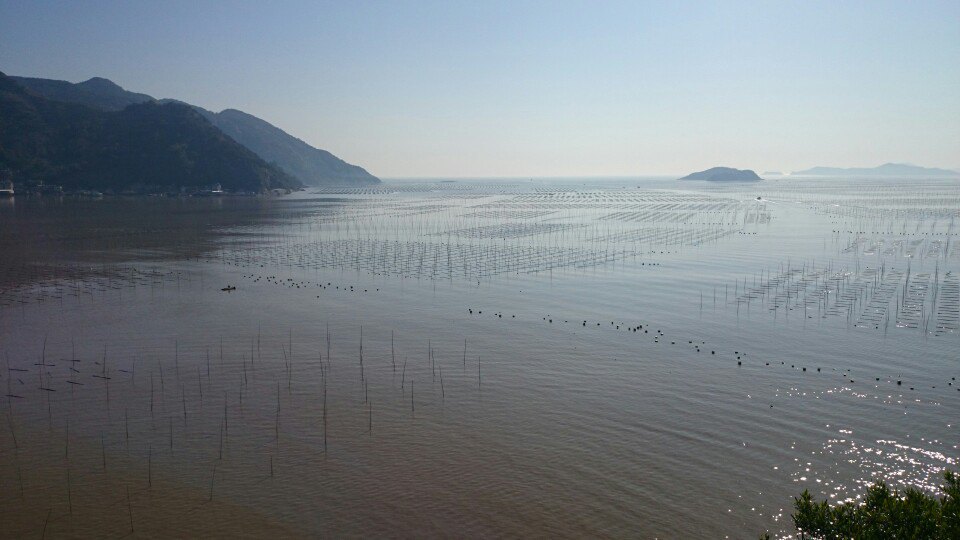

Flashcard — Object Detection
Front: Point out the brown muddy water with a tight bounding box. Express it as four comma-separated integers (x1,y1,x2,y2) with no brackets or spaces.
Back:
1,178,957,538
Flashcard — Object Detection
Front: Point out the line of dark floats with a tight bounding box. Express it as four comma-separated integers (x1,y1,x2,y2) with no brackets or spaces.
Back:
463,306,960,395
0,261,194,310
3,298,955,532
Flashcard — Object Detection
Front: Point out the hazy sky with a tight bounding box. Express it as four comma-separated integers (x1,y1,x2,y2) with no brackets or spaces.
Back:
2,1,958,177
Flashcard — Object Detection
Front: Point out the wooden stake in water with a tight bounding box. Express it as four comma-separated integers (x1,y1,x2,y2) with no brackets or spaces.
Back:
67,467,73,515
322,375,328,454
209,465,216,501
439,364,445,399
126,485,134,532
7,413,17,450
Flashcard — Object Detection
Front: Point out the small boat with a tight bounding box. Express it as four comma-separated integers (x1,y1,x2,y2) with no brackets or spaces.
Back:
221,285,236,292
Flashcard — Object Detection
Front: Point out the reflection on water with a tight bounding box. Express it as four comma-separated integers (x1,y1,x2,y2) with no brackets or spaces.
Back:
1,178,957,537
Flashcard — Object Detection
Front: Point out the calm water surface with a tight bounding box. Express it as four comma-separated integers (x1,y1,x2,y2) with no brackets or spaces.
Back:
1,178,957,537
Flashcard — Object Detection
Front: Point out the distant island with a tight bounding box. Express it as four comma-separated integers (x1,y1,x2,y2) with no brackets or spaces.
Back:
9,74,379,187
792,163,958,177
679,167,762,182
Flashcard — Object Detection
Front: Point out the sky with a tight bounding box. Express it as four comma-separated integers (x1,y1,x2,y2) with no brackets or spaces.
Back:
1,0,958,177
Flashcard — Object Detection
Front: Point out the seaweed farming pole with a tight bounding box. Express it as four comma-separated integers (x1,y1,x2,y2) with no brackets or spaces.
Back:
322,371,328,454
66,466,73,516
439,364,445,400
126,486,134,532
209,465,216,501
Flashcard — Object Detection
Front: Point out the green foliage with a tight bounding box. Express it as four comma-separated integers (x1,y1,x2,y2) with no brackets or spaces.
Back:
784,470,959,539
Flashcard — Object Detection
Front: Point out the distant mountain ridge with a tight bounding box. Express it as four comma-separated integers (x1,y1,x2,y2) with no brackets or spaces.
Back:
10,75,153,111
792,163,958,177
11,75,379,186
680,167,762,182
0,71,299,193
193,107,378,186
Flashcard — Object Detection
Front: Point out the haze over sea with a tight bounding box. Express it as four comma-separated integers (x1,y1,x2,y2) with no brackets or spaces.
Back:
2,1,959,536
1,175,957,537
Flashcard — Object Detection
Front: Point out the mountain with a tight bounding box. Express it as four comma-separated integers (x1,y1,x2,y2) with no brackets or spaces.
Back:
11,75,379,185
10,75,153,111
680,167,762,182
193,108,378,186
0,72,299,193
792,163,958,177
